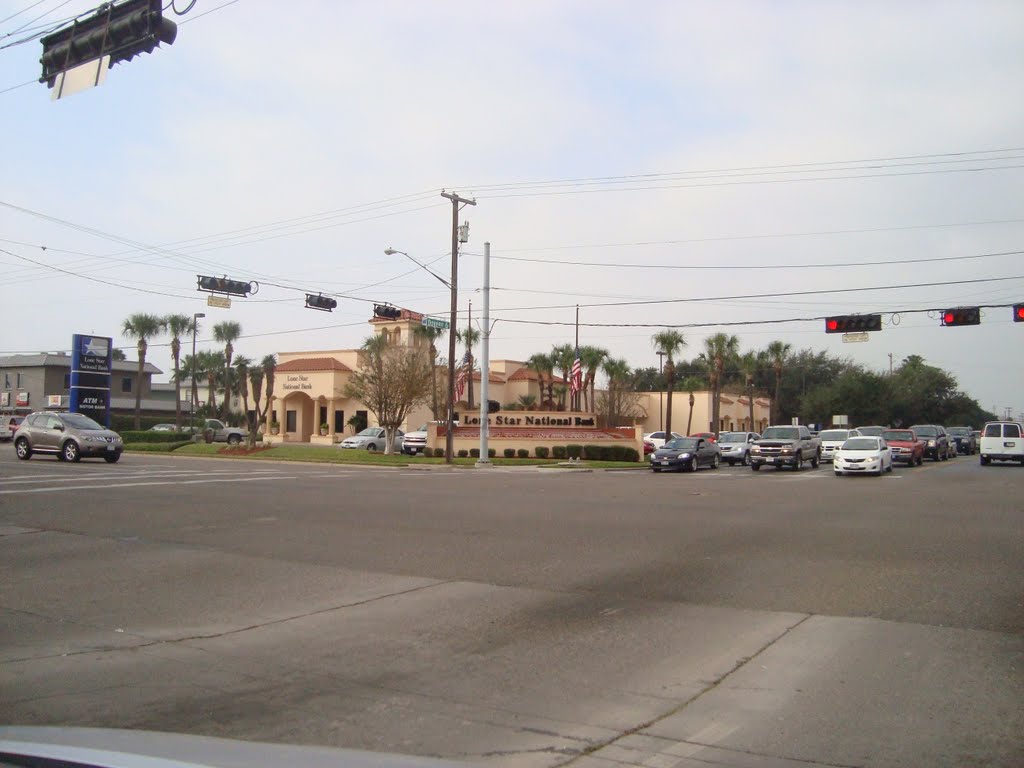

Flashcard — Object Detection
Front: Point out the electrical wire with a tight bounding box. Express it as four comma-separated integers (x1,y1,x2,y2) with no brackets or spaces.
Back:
0,0,48,26
178,0,239,24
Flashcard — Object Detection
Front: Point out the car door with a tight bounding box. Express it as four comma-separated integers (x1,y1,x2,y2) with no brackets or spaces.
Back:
38,414,64,452
695,439,710,466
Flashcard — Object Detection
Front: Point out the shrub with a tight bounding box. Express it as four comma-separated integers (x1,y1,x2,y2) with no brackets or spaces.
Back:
552,445,567,459
517,449,529,459
566,443,583,459
457,449,469,458
609,444,627,461
488,448,496,458
470,448,480,458
623,447,640,462
583,444,602,460
535,446,550,459
123,441,192,452
120,430,191,444
503,448,516,458
598,445,614,461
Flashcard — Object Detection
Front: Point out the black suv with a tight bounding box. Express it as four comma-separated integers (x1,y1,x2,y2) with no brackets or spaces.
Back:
946,426,977,455
909,424,951,461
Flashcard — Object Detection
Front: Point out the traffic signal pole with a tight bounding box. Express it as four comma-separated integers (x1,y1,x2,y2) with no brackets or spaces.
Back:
441,191,476,463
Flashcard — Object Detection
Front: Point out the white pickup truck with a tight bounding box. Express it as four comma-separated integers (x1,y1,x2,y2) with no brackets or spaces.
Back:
201,418,247,445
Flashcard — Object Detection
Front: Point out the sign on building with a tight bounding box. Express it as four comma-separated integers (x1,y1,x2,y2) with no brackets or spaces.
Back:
70,334,112,427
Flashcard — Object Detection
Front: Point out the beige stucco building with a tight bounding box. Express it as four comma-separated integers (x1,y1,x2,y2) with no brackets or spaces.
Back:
635,390,772,435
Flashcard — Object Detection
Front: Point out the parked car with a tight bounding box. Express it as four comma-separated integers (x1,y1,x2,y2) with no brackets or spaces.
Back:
818,428,858,463
650,436,720,473
200,418,247,445
908,424,951,461
402,425,430,455
643,439,655,455
881,428,925,466
853,425,886,437
946,426,977,455
13,411,123,463
0,415,24,442
716,431,759,465
642,431,683,449
834,436,893,476
340,427,404,452
979,421,1024,465
749,425,821,471
689,431,718,443
149,423,178,432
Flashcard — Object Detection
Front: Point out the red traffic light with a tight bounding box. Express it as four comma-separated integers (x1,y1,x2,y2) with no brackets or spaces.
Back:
943,311,955,325
940,307,981,327
1014,304,1024,322
824,314,882,334
826,319,839,332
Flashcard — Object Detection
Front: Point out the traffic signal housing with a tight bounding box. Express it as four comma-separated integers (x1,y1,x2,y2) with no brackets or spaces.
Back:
940,307,981,327
1014,304,1024,322
197,275,255,297
39,0,177,88
305,294,338,312
373,304,401,320
824,314,882,334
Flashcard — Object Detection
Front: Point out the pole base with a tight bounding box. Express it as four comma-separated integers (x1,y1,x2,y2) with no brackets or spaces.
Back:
474,459,494,468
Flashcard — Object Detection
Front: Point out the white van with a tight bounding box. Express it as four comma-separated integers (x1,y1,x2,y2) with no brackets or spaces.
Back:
979,421,1024,465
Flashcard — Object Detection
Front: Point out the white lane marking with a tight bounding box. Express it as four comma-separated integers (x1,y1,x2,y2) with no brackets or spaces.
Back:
0,476,297,495
0,468,287,485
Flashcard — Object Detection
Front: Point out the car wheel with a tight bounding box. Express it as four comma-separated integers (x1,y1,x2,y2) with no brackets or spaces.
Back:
104,452,121,463
711,454,720,469
980,455,990,466
792,452,802,471
689,457,697,472
834,470,842,476
811,452,820,469
227,434,241,446
917,454,924,466
14,437,32,460
751,464,760,471
741,452,749,466
652,467,661,473
62,440,81,463
367,443,377,451
886,461,893,473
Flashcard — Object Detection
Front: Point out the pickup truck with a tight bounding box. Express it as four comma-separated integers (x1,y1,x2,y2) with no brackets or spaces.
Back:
749,425,821,471
201,418,247,445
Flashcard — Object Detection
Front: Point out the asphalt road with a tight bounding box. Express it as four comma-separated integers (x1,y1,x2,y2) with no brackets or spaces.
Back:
1,447,1022,768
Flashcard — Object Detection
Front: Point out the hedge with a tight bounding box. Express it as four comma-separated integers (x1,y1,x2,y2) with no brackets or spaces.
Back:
488,448,496,458
119,430,193,444
583,444,602,460
535,446,550,459
457,449,469,458
623,447,640,462
552,446,567,459
470,448,480,458
124,441,192,452
566,444,583,459
517,449,529,459
503,448,516,458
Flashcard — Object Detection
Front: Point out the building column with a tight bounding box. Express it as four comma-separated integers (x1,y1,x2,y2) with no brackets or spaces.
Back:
327,398,336,440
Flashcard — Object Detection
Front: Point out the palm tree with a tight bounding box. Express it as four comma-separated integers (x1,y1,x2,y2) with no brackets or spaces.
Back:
233,355,253,434
526,352,554,408
259,354,278,434
651,329,686,434
121,313,166,429
579,345,608,412
765,340,792,425
680,376,703,435
165,314,195,431
517,394,537,409
550,343,575,410
213,321,242,418
413,324,445,419
197,350,224,413
601,357,632,425
737,351,760,431
700,333,740,434
457,325,481,408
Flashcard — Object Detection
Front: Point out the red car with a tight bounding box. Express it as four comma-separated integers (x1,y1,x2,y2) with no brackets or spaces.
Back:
1,416,24,442
690,432,718,443
643,439,655,455
882,428,924,466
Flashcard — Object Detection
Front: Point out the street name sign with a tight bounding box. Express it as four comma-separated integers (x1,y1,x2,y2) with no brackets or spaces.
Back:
842,332,869,343
208,295,232,309
421,316,449,329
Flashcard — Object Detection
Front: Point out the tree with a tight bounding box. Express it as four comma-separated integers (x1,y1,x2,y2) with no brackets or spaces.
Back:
121,313,165,429
213,321,241,418
652,329,686,435
598,357,645,426
413,324,446,419
197,350,224,413
111,348,126,361
550,343,575,410
578,345,608,411
257,354,277,436
764,341,792,425
233,355,253,437
165,314,195,431
517,394,537,409
457,325,481,409
700,333,739,434
679,376,703,435
344,335,433,455
737,351,760,431
245,358,265,449
526,352,555,408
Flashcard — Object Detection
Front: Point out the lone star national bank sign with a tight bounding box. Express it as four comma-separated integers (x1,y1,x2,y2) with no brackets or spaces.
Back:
70,334,113,426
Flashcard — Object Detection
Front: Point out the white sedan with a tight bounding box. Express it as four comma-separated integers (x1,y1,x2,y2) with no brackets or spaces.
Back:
834,436,893,476
643,431,684,449
339,427,404,452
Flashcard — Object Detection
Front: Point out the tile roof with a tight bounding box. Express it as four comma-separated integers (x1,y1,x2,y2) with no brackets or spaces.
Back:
275,357,351,373
368,308,424,323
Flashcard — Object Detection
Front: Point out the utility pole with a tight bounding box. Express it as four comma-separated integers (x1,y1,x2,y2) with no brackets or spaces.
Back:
476,242,492,467
888,353,893,376
441,191,476,463
466,300,473,410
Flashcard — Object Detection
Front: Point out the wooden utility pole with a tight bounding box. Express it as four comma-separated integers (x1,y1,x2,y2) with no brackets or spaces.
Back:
441,191,476,463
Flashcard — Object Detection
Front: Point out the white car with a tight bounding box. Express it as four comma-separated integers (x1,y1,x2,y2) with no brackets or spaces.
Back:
834,436,893,476
339,427,404,453
717,431,759,465
818,428,859,463
642,431,684,449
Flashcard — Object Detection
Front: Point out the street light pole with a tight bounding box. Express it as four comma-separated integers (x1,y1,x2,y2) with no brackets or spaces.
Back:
441,191,476,464
476,242,492,467
656,350,666,433
190,312,204,434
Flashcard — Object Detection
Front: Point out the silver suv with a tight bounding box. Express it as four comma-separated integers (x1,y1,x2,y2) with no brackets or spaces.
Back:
14,411,123,463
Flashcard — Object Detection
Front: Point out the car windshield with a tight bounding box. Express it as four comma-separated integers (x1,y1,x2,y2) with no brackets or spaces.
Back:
761,427,799,439
416,425,428,432
843,438,880,451
947,427,971,436
819,430,848,441
855,426,884,436
718,432,746,442
60,413,104,430
663,438,698,450
912,426,937,437
357,428,382,437
883,430,914,441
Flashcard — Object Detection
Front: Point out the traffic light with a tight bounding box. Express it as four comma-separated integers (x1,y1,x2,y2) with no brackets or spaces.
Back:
940,307,981,327
305,294,338,312
1014,304,1024,322
824,314,882,334
373,304,401,320
197,275,255,297
39,0,177,88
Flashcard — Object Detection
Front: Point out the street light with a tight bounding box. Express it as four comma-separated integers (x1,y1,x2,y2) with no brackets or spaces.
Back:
656,350,666,433
190,312,204,434
384,248,451,289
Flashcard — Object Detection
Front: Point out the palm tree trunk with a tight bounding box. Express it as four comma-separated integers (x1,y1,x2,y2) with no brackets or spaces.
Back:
664,362,674,434
467,350,474,409
134,340,146,430
687,392,694,435
172,344,182,431
747,377,755,431
773,368,782,424
430,344,439,419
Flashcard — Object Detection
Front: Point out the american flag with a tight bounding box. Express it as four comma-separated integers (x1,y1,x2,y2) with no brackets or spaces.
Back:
570,347,583,395
455,352,470,400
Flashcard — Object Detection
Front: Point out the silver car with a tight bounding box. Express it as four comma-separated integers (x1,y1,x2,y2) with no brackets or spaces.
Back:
339,426,404,452
717,431,760,465
14,410,123,463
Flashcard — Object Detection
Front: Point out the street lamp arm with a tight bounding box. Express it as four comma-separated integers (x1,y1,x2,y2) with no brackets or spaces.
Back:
384,247,451,289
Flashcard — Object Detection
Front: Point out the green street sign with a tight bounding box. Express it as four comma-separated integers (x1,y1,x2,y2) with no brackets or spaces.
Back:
421,316,450,329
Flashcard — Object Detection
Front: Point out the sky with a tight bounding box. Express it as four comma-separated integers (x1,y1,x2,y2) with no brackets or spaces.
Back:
2,0,1023,417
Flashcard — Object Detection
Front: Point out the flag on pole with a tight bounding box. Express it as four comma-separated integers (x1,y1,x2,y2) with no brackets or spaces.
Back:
455,351,470,400
570,347,583,396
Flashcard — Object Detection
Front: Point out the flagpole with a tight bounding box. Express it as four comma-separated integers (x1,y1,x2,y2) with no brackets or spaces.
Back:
574,304,580,411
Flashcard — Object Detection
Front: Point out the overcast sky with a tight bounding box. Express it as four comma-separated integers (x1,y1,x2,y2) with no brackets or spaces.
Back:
2,0,1023,416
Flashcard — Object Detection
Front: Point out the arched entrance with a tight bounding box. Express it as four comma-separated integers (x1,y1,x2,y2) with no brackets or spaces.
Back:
281,391,316,442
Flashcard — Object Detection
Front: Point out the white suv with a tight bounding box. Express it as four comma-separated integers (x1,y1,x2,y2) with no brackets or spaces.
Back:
979,421,1024,466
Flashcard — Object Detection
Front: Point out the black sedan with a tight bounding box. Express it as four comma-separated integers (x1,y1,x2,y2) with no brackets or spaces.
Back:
946,426,977,455
650,437,721,473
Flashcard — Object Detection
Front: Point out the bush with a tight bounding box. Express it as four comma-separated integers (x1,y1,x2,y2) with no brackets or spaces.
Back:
503,448,516,458
120,430,191,444
457,449,469,458
609,444,627,461
552,445,567,460
583,444,602,460
535,446,550,459
123,441,192,452
488,449,496,458
517,449,529,459
470,448,480,458
598,445,614,461
566,444,583,459
623,447,640,462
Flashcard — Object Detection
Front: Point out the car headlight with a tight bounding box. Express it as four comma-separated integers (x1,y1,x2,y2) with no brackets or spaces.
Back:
751,446,761,453
780,448,793,454
928,439,935,446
